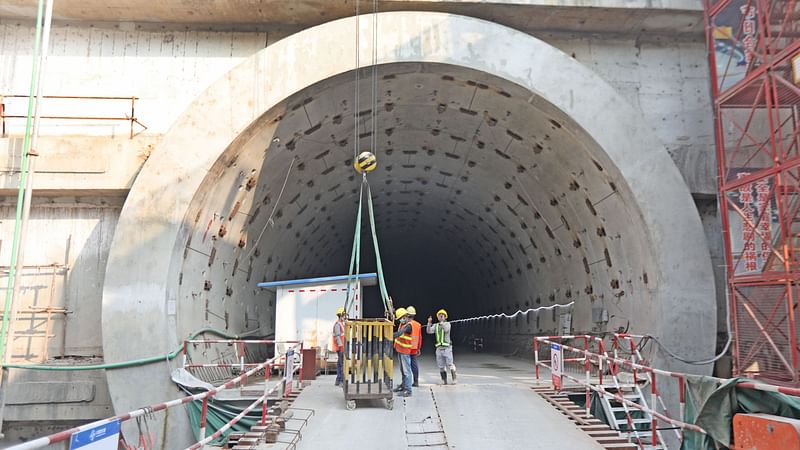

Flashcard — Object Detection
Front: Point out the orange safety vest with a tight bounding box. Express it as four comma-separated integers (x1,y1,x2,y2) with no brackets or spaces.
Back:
332,320,345,352
394,321,420,355
410,320,422,352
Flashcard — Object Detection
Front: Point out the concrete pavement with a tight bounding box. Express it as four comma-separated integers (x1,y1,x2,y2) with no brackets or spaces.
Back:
291,351,604,449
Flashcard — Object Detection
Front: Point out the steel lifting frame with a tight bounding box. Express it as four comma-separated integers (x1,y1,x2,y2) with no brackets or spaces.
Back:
705,0,800,385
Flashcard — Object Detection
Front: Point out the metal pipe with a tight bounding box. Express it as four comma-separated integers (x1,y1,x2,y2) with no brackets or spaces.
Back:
0,0,45,372
5,0,54,366
2,95,139,100
257,272,377,288
199,397,208,440
0,0,52,437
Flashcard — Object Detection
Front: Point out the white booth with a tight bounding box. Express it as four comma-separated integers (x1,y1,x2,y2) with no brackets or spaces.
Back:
257,273,376,358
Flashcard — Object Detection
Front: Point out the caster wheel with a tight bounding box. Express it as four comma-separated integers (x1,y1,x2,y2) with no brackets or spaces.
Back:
346,400,356,411
385,399,394,410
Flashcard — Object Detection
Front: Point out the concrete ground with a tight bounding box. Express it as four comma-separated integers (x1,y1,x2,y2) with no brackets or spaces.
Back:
289,351,604,450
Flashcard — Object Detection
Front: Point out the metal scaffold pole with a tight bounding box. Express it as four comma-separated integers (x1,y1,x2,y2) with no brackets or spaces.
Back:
704,0,800,385
0,0,54,435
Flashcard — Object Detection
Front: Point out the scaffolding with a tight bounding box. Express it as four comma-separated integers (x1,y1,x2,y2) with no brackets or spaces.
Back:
705,0,800,384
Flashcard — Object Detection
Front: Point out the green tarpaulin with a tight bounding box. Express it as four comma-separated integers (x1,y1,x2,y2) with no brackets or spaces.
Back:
681,375,800,450
186,397,263,445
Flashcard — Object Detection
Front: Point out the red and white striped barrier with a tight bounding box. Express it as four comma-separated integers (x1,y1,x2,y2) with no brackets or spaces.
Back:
533,335,800,448
10,344,301,450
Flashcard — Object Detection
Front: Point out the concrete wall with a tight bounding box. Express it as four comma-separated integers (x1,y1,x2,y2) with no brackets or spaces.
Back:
0,196,118,444
0,20,715,195
0,3,721,444
0,1,703,34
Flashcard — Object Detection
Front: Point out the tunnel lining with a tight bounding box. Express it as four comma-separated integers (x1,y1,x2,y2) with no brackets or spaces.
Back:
101,12,715,446
173,63,660,340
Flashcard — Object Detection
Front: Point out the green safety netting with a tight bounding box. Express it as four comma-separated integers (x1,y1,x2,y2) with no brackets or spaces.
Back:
186,396,263,445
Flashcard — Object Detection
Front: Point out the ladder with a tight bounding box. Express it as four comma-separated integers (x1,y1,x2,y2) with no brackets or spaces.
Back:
598,383,665,449
597,342,667,449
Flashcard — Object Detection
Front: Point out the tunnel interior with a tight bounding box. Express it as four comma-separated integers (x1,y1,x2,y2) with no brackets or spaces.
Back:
170,62,659,352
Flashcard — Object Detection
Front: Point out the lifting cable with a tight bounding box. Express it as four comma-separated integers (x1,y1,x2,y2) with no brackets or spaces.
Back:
343,0,393,318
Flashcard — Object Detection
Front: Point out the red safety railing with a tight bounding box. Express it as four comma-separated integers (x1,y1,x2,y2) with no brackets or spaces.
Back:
534,334,800,449
182,339,304,386
535,335,691,448
9,343,302,450
0,94,147,138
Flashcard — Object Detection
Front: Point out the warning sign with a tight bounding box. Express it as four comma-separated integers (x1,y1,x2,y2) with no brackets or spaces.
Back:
551,343,564,391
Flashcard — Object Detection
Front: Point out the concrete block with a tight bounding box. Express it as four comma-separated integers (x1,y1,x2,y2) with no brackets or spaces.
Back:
6,381,95,404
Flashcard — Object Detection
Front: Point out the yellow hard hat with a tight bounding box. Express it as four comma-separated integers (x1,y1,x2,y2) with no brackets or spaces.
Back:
336,307,345,316
395,307,407,320
405,306,416,316
437,309,448,318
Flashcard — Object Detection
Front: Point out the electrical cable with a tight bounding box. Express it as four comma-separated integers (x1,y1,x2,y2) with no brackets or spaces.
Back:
371,0,378,157
644,308,731,367
244,157,296,260
643,191,733,366
449,302,575,324
343,2,392,317
645,330,731,366
353,0,360,161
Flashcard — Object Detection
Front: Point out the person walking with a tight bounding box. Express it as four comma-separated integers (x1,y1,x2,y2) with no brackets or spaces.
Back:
405,306,422,387
333,307,347,386
427,309,456,385
392,307,416,397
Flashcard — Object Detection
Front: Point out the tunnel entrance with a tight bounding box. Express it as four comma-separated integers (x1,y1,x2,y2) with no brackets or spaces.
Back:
174,62,660,350
101,12,714,447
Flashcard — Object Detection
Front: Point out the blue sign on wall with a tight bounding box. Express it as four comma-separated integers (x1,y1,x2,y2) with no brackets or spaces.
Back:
70,419,120,450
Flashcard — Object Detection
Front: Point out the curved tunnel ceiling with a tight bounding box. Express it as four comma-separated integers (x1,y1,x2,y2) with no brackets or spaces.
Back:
101,14,715,445
175,62,657,340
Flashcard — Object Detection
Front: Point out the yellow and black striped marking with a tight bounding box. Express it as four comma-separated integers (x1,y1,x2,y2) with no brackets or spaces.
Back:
355,151,377,173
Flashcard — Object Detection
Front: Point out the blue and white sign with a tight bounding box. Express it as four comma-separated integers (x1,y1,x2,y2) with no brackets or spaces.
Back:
70,419,120,450
551,343,563,391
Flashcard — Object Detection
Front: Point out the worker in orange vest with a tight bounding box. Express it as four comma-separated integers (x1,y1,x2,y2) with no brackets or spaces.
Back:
392,307,417,397
333,307,346,386
406,306,422,387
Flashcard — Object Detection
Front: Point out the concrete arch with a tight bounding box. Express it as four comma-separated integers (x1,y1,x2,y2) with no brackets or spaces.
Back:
102,12,715,447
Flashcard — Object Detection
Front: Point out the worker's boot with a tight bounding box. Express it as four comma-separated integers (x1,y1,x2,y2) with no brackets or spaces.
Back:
450,367,457,385
440,371,448,385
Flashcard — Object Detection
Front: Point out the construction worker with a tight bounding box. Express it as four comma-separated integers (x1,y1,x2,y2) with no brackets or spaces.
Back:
333,307,346,386
427,309,456,385
405,306,422,387
392,307,416,397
